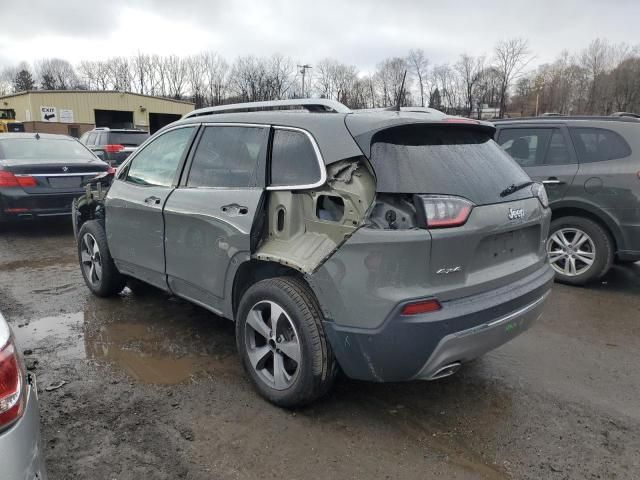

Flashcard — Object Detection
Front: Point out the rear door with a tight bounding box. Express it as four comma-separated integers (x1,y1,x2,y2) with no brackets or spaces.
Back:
163,124,268,311
497,125,578,203
106,125,197,289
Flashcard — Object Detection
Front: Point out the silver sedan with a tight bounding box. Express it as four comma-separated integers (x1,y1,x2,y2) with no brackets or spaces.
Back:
0,312,47,480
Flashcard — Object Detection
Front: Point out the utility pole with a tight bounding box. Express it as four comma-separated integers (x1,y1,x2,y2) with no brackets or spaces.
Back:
298,64,312,98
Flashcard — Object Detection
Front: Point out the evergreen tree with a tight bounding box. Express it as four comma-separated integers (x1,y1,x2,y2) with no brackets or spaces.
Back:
13,69,35,92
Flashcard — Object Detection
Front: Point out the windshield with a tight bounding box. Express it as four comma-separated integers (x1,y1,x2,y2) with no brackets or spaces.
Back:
0,137,96,161
368,125,532,205
110,132,149,146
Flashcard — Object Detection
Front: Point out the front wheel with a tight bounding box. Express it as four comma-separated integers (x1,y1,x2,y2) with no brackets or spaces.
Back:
77,220,126,297
236,277,337,407
547,216,613,285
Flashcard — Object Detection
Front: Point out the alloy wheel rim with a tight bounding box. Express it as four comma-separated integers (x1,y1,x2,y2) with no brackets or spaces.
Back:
547,228,596,277
244,300,301,391
80,233,103,286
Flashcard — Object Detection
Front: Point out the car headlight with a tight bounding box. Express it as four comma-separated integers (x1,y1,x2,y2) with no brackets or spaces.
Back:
531,182,549,209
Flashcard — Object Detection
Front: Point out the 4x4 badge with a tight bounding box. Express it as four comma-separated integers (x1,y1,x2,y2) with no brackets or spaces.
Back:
508,208,525,220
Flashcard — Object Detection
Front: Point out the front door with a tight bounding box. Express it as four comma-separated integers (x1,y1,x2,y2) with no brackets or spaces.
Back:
106,125,197,289
497,125,579,204
163,124,269,311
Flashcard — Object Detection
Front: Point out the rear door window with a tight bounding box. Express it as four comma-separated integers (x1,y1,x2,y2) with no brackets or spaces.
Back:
86,133,97,146
545,130,574,165
497,128,552,167
370,125,531,205
270,128,322,187
569,127,631,162
186,126,267,188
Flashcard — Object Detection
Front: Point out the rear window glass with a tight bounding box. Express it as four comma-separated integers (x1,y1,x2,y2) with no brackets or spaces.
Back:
0,138,95,161
370,125,531,205
270,129,321,187
109,132,149,146
569,127,631,162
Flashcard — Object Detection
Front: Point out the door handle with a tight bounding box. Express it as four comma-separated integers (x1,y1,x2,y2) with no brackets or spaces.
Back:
542,177,564,185
144,195,161,205
221,204,249,216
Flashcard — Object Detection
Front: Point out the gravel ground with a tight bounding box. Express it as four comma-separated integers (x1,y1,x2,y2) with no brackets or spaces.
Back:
1,218,639,479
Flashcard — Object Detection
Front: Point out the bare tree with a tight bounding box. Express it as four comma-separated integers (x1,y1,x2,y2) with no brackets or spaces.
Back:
203,52,229,105
456,54,485,116
407,49,429,107
163,55,187,99
493,38,532,117
36,58,80,90
375,57,409,107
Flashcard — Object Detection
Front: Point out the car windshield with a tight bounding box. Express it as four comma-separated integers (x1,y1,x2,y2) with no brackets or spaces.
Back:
0,137,96,161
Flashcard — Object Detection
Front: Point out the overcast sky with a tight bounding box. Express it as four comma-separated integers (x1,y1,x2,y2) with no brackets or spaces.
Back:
2,0,638,72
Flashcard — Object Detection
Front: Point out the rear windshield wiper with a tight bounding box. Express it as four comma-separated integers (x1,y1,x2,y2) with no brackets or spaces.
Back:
500,181,534,198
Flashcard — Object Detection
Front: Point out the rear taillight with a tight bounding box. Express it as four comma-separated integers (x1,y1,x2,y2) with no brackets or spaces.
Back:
415,195,474,229
531,182,549,208
0,338,25,428
0,171,36,188
401,299,442,315
107,166,117,175
104,144,124,153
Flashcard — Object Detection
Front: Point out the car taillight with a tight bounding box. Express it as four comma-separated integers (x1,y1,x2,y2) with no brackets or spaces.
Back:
104,144,124,153
0,171,36,188
401,299,442,315
415,195,474,229
107,166,117,175
531,182,549,208
0,338,25,428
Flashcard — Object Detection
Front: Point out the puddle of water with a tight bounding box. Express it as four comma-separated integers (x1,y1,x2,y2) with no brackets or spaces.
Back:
0,255,77,272
13,291,240,385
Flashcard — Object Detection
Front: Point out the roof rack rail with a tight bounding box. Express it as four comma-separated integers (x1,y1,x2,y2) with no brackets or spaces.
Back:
183,99,351,118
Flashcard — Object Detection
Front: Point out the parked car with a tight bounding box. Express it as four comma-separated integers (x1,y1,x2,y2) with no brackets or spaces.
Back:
73,99,553,407
79,127,149,166
494,116,640,285
0,133,112,222
0,311,48,479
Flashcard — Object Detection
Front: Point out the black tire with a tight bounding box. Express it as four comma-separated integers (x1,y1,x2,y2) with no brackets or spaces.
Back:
548,216,613,285
236,276,337,408
77,220,126,297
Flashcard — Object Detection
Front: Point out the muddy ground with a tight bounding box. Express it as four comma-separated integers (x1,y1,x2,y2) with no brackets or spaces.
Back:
1,218,639,480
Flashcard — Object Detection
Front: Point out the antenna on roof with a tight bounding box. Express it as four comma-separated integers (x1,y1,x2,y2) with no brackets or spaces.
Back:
387,70,407,112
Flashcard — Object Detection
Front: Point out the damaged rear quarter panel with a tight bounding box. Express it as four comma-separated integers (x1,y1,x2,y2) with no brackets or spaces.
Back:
253,159,375,273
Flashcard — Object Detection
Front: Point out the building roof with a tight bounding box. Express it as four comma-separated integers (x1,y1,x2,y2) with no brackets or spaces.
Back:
0,90,195,106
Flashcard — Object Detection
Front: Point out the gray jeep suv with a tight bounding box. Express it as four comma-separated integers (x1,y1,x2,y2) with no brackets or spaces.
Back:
73,99,553,407
494,116,640,285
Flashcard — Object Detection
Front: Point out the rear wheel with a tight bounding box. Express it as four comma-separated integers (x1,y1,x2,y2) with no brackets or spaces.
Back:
236,277,337,407
77,220,126,296
547,216,613,285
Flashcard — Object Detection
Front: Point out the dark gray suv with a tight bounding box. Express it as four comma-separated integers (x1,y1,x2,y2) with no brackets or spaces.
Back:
494,117,640,285
79,128,149,166
73,100,553,407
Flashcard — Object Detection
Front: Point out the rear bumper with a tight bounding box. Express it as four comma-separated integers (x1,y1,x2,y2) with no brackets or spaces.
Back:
0,189,80,219
0,379,48,480
323,263,554,382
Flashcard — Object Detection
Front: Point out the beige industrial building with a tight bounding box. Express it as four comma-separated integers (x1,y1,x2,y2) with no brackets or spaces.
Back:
0,90,194,137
